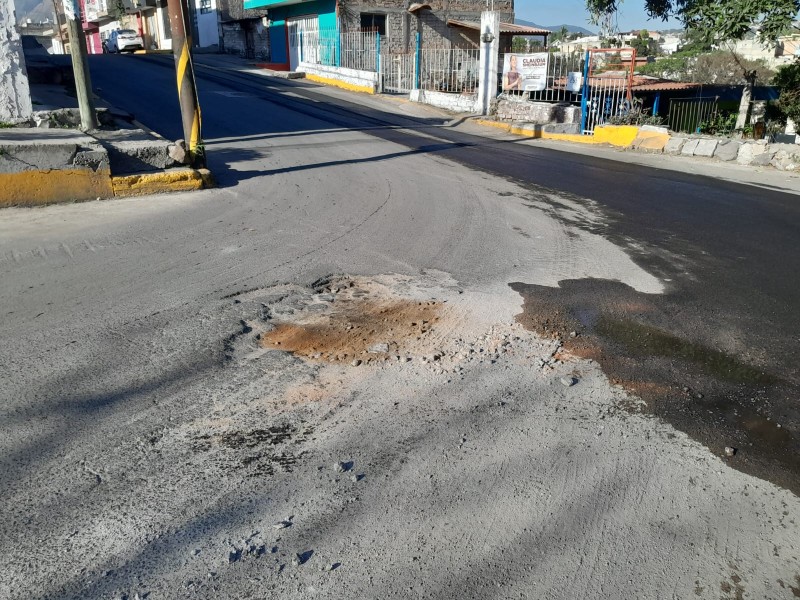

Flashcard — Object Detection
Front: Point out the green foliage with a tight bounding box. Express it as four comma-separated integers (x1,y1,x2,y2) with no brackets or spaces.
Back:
772,60,800,123
109,0,127,20
586,0,800,42
630,31,660,56
0,122,15,128
637,50,773,84
698,111,737,134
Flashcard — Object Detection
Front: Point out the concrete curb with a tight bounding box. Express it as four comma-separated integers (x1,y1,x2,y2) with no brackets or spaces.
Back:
111,168,213,197
302,73,376,95
0,168,114,207
475,119,600,144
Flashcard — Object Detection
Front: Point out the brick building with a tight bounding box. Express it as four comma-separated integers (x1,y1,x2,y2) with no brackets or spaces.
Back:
216,0,269,58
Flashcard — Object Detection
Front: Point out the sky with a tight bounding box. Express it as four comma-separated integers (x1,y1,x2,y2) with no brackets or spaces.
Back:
514,0,684,32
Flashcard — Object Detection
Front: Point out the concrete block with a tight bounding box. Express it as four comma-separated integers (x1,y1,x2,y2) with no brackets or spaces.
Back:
0,143,78,173
73,149,110,171
681,139,700,156
663,136,685,155
632,130,670,152
694,139,718,157
639,125,669,134
103,139,179,174
713,140,740,161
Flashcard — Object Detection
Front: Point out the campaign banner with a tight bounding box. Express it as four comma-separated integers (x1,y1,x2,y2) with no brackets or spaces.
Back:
502,53,549,92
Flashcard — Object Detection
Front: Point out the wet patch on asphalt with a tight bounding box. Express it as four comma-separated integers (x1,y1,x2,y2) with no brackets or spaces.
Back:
511,278,800,494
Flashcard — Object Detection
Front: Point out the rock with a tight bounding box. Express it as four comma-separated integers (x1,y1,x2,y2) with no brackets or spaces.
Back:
736,142,768,165
663,136,686,155
724,446,736,457
750,151,774,167
560,376,576,387
680,139,700,156
368,343,389,353
694,139,718,157
323,562,340,571
168,139,188,164
569,331,578,338
272,520,292,530
351,359,362,367
334,461,353,473
713,140,740,161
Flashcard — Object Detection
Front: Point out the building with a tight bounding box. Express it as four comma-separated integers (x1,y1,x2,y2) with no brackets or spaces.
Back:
215,0,269,58
242,0,517,71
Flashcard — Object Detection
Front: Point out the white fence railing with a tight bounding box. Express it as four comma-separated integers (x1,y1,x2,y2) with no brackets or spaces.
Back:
418,48,480,94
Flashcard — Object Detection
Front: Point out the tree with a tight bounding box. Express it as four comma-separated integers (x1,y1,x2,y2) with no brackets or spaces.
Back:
586,0,800,42
773,60,800,124
630,29,660,56
637,50,773,84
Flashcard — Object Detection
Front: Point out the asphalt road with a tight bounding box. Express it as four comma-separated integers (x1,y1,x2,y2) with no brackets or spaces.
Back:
88,53,800,490
2,54,800,599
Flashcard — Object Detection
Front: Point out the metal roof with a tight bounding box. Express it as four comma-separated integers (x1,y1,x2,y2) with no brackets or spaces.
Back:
446,19,551,35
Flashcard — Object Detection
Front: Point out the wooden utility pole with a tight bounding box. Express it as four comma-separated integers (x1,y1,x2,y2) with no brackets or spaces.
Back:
167,0,205,167
63,0,97,130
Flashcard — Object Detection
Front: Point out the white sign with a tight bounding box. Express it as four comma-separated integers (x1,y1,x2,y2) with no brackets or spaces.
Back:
502,53,548,92
566,71,582,93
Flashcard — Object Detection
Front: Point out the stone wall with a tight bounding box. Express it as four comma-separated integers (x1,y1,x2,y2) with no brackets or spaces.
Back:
495,98,581,126
221,20,269,58
664,136,800,171
1,0,32,122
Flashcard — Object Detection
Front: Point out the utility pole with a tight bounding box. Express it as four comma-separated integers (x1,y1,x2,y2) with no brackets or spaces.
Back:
63,0,98,130
167,0,204,167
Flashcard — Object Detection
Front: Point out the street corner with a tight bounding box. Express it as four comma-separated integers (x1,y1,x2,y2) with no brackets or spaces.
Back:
111,167,214,197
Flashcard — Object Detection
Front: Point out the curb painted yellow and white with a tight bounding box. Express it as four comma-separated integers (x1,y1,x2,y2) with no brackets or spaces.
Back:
303,73,376,95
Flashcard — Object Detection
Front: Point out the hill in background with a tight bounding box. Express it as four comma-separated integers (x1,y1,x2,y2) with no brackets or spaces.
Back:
515,19,595,35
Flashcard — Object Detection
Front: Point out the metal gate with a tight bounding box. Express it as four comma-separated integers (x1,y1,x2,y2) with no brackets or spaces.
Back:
581,48,636,134
381,51,415,94
667,97,720,133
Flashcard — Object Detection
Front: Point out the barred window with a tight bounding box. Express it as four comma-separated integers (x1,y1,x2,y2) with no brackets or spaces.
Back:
200,0,212,14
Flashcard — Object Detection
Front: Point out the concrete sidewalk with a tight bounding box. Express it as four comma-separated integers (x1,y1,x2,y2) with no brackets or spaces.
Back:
0,83,212,206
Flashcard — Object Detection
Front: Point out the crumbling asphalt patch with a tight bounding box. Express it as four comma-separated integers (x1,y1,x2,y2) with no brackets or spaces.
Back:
510,278,800,495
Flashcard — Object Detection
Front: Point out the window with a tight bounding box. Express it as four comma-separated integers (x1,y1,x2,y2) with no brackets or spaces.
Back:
359,13,386,36
199,0,212,14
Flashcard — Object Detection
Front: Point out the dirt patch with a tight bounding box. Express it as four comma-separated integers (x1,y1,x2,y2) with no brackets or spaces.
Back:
510,278,800,495
259,276,455,366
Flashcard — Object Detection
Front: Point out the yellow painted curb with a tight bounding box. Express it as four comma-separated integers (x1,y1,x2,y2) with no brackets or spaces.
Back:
0,169,114,206
593,125,640,147
133,49,173,55
475,119,600,144
303,73,375,95
111,169,206,197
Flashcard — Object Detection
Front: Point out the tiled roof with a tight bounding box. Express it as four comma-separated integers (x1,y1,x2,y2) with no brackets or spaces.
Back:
446,19,551,35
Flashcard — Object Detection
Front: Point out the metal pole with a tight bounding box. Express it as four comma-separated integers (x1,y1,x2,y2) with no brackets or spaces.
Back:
63,0,97,131
414,31,420,90
167,0,204,167
580,49,590,134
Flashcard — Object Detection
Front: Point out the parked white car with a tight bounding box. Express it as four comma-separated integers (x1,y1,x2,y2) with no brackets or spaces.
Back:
106,29,144,53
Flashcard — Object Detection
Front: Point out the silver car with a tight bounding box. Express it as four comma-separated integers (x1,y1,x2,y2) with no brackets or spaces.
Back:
107,29,144,53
